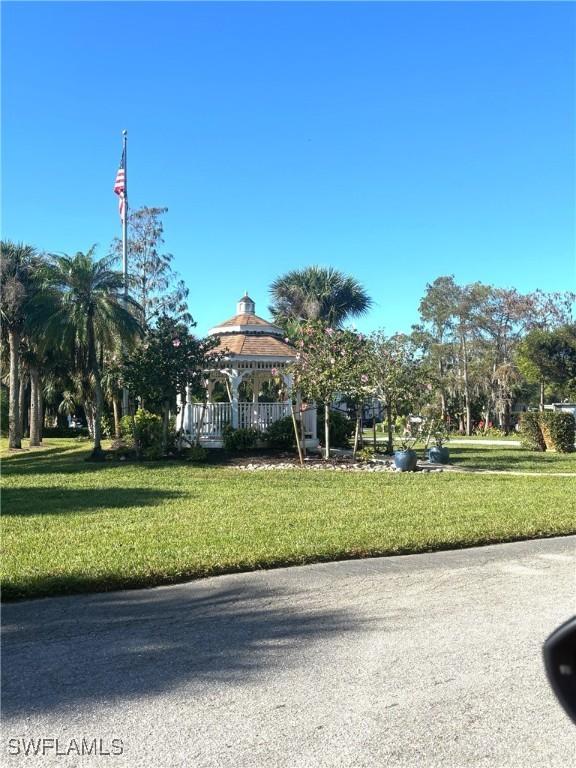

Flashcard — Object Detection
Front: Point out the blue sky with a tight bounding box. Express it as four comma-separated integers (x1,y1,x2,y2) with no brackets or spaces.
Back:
2,1,575,335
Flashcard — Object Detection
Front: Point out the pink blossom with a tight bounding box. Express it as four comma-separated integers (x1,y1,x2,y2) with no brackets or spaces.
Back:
361,374,369,383
326,327,335,336
172,338,181,348
284,337,290,343
426,383,433,391
299,340,305,347
271,367,278,376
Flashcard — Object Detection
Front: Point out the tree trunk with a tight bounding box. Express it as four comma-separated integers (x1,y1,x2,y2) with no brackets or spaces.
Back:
461,335,472,436
29,366,41,446
112,396,121,440
539,380,545,412
386,402,394,454
290,401,304,467
299,403,307,459
18,370,26,440
324,403,330,460
352,410,361,458
162,400,170,455
86,316,104,459
8,329,21,449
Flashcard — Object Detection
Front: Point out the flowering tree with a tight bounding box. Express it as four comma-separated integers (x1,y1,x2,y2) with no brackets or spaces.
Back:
366,331,423,453
290,322,370,459
121,314,220,453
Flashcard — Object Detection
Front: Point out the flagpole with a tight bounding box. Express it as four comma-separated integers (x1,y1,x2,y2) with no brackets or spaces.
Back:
121,129,130,416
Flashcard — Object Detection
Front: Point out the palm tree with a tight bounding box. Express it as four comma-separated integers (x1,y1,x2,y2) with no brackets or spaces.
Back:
269,266,373,328
43,247,142,458
0,241,40,448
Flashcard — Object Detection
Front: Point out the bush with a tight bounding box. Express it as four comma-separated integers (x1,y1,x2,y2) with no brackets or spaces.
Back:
183,445,208,463
519,411,575,453
356,446,386,462
317,410,355,448
120,410,163,459
519,412,546,451
42,426,90,438
545,412,575,453
222,425,260,451
100,413,114,439
265,416,297,450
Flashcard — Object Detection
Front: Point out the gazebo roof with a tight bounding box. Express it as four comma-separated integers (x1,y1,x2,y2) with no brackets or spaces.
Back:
208,294,294,359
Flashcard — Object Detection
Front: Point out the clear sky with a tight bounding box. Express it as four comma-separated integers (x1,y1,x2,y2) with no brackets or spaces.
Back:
2,1,575,336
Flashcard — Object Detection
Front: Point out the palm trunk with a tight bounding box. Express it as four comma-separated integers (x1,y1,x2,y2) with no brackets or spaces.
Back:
8,329,21,449
38,387,44,442
324,403,330,460
112,396,121,439
87,316,104,459
18,370,26,440
29,366,41,446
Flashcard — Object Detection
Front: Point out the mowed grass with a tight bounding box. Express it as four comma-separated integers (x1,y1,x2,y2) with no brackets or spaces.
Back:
1,439,575,600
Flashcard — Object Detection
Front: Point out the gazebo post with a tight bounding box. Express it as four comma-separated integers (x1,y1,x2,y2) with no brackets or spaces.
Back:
231,373,240,428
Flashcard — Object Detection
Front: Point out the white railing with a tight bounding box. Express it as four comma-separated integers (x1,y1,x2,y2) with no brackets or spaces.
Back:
238,402,291,431
187,403,232,439
184,401,317,442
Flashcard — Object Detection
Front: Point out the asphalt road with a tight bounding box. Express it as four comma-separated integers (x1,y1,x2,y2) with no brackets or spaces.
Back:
2,537,576,768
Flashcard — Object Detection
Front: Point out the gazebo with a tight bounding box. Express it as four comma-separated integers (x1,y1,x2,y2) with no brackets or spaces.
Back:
181,293,318,447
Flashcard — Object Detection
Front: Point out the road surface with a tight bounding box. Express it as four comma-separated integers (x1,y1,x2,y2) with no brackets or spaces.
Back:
2,537,576,767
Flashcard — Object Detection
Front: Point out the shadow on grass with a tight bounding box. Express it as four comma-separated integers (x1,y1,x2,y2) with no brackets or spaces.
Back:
449,448,576,472
2,486,186,517
1,448,197,478
1,582,371,718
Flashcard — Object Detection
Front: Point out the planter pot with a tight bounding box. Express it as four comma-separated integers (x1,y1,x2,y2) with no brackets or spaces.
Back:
428,446,450,464
394,449,418,472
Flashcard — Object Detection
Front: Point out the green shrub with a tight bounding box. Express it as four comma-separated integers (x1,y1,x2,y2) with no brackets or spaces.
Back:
100,413,114,439
265,416,297,450
42,426,90,438
546,412,575,453
317,410,355,448
119,415,134,441
519,412,546,451
222,425,260,451
120,410,163,459
356,446,380,462
183,445,208,463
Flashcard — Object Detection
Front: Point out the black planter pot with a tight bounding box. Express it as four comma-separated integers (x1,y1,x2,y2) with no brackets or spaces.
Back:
394,449,418,472
428,446,450,464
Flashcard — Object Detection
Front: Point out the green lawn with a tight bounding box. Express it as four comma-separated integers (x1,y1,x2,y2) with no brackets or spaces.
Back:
448,444,576,473
2,439,575,600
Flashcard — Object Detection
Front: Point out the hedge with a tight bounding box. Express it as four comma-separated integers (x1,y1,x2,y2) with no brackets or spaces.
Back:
519,412,546,452
519,411,575,453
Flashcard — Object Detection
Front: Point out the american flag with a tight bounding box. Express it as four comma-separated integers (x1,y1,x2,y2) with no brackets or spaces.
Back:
113,149,126,221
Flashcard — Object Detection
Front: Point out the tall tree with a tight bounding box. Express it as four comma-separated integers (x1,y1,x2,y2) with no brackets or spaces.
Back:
290,321,368,459
269,266,372,328
111,206,191,326
0,241,41,448
121,315,220,454
517,325,576,409
43,248,142,458
367,332,423,453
